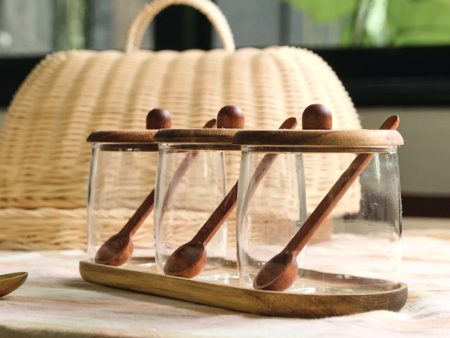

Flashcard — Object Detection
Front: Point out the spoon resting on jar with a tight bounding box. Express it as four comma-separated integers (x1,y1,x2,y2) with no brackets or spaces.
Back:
163,116,298,278
252,114,401,291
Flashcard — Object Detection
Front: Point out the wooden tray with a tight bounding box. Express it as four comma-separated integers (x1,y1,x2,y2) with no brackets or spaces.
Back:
79,261,408,318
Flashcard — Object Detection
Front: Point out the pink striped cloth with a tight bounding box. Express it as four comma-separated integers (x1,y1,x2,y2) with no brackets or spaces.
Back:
1,224,450,337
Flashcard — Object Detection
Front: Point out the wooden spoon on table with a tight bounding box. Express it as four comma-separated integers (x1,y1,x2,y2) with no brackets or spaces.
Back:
0,272,27,297
253,115,401,291
164,116,298,278
94,108,172,266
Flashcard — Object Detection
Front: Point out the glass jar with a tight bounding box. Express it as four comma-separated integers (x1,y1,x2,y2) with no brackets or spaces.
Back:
87,131,159,266
234,127,404,294
154,129,240,281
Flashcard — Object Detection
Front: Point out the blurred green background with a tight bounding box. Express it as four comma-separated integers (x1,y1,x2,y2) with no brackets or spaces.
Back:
1,0,450,55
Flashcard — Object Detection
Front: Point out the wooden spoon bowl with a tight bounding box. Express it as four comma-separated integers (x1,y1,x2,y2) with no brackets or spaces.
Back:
0,272,28,297
95,233,134,266
252,252,298,291
163,242,206,278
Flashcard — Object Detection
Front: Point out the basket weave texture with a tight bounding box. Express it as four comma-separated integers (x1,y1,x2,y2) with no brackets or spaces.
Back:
0,0,361,250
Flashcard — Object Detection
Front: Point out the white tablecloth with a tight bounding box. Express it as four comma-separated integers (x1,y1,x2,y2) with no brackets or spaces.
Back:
1,225,450,337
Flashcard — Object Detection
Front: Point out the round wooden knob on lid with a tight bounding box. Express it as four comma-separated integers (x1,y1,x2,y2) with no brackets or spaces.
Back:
302,104,332,130
146,108,172,129
232,103,403,148
217,105,245,129
153,105,245,145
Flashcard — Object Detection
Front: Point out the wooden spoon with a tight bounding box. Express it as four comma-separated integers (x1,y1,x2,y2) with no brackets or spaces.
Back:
253,115,400,291
95,108,172,266
0,272,27,297
164,116,298,278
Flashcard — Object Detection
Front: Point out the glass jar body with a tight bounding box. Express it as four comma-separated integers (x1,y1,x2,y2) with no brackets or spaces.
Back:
87,143,158,266
154,144,231,281
237,146,402,294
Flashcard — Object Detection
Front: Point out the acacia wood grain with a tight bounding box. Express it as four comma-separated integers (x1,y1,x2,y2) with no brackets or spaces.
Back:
79,261,408,318
232,129,403,148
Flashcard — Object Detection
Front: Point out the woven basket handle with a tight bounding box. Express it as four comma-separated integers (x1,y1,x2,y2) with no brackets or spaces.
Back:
125,0,235,53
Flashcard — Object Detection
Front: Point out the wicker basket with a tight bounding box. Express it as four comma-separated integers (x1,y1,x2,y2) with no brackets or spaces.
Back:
0,0,361,250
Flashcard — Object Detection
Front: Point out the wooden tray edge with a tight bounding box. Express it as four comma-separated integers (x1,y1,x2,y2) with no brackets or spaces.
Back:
79,261,408,318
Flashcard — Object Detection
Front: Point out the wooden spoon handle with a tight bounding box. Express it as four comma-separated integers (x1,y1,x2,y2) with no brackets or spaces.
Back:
192,117,298,244
163,119,218,205
286,115,400,256
120,190,156,236
121,118,218,237
237,117,299,222
116,109,171,236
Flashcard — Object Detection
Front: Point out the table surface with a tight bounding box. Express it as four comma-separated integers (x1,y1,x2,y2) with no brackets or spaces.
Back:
1,218,450,338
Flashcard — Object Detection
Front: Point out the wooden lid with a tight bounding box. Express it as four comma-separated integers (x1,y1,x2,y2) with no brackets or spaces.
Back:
154,128,240,144
87,128,241,146
87,130,158,143
233,129,404,148
88,128,403,148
